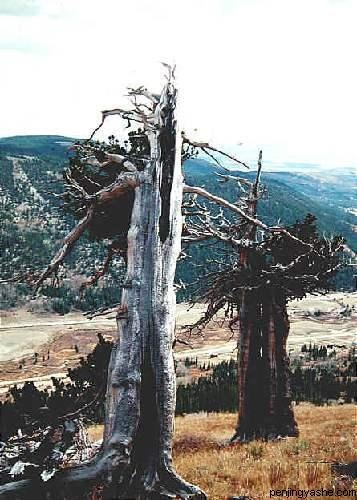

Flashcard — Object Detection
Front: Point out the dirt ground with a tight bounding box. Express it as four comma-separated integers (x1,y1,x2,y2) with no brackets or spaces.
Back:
176,292,356,365
0,292,355,396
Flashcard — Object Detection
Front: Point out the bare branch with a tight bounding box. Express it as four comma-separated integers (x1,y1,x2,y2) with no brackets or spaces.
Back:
183,184,314,251
182,234,212,243
183,184,269,230
64,169,91,201
173,337,194,348
33,208,95,292
80,239,127,292
216,172,252,189
88,105,154,141
84,303,121,320
185,297,227,333
88,115,106,141
80,249,114,293
201,147,230,171
127,86,160,104
34,174,138,292
58,385,106,421
196,221,254,249
182,134,250,169
253,149,263,195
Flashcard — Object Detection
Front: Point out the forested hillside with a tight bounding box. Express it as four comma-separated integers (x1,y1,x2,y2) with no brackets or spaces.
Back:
0,135,76,158
0,139,125,312
0,135,355,312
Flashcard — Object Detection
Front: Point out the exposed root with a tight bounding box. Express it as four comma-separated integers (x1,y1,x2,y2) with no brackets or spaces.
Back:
230,425,299,444
119,464,208,500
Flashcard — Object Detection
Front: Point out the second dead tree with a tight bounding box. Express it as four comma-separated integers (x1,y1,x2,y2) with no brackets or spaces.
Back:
183,153,344,441
234,153,298,440
232,152,298,440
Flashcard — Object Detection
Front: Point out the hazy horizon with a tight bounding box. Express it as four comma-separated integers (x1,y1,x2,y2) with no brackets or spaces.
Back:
1,132,356,173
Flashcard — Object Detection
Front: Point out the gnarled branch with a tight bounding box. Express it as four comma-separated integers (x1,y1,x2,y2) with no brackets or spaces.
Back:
182,134,250,170
183,184,314,251
34,174,139,292
34,207,95,292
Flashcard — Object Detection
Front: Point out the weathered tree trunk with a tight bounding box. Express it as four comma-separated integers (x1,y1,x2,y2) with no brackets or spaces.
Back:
234,289,263,440
260,293,298,439
233,156,263,442
0,79,205,499
233,153,298,441
100,79,205,498
234,289,298,442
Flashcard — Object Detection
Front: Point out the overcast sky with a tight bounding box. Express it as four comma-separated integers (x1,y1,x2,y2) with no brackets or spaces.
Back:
0,0,356,169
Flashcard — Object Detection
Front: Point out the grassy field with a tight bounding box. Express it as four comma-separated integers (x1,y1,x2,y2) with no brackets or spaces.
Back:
89,404,356,499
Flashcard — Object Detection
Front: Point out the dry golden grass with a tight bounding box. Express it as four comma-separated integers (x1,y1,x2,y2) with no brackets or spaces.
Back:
174,405,357,499
88,404,357,499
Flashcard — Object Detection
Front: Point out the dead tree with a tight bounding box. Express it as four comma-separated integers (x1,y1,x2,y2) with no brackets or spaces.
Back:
183,155,344,441
0,72,206,499
233,153,298,440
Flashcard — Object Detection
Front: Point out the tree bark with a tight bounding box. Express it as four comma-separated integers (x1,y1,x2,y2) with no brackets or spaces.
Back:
233,157,263,442
233,153,298,441
0,79,205,499
101,82,205,497
234,289,263,441
233,290,298,442
260,293,298,439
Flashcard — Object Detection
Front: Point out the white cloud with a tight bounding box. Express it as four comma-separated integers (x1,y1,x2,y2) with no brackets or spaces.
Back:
0,0,41,17
0,0,356,168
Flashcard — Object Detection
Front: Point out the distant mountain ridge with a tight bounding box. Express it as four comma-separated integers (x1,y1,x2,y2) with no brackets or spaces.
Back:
0,135,78,158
